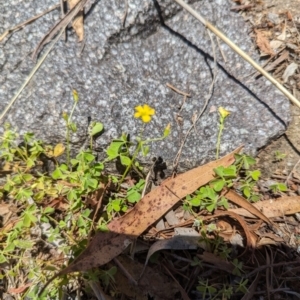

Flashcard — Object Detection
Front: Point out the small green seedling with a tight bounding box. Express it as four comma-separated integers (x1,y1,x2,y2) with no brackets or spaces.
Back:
269,182,288,194
273,150,287,162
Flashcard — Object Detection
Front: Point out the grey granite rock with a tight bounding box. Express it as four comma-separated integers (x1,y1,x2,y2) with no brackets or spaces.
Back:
0,0,290,171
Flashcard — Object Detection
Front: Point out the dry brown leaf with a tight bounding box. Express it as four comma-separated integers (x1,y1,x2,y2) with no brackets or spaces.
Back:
282,62,298,83
256,232,283,245
286,11,293,21
229,196,300,218
254,29,275,56
0,202,11,216
214,210,257,249
39,232,132,295
143,236,200,268
8,283,32,294
270,21,286,50
108,146,243,235
216,220,235,242
32,0,90,59
59,232,132,273
225,189,273,225
257,237,278,246
68,0,84,41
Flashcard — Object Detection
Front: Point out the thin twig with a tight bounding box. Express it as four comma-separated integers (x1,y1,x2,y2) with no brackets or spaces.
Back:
121,0,128,27
141,159,157,198
245,260,300,279
113,257,138,285
166,83,191,97
172,0,300,108
0,4,60,42
285,157,300,185
0,27,66,122
87,182,108,241
60,0,67,41
87,280,108,300
217,36,227,63
172,29,218,172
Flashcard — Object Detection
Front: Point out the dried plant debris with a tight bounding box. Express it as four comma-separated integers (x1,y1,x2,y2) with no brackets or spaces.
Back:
235,2,300,95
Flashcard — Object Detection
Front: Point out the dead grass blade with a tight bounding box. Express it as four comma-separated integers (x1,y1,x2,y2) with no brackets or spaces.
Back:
0,28,66,122
108,146,243,235
225,189,273,225
68,0,84,41
0,4,60,43
32,0,89,60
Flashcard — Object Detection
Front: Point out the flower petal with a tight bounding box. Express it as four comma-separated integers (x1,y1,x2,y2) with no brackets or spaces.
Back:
142,115,151,123
135,105,143,113
218,107,230,118
134,112,142,118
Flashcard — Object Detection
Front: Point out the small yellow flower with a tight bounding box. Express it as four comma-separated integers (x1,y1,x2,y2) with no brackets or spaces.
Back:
134,104,155,123
218,107,230,119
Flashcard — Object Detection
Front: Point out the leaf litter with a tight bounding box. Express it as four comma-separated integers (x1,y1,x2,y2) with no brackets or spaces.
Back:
39,145,300,298
39,146,242,294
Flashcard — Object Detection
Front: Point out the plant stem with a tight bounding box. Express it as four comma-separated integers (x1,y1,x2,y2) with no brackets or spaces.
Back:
216,120,224,159
119,141,142,184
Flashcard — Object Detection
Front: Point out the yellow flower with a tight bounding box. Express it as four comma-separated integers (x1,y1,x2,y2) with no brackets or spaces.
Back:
218,107,230,119
134,104,155,123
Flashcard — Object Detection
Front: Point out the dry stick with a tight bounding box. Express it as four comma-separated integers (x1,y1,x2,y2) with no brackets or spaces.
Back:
245,260,300,279
166,83,191,97
121,0,128,27
217,37,227,63
113,257,138,286
243,47,287,80
60,0,67,41
87,183,107,241
285,157,300,185
172,0,300,109
172,29,217,171
0,28,66,122
0,4,60,42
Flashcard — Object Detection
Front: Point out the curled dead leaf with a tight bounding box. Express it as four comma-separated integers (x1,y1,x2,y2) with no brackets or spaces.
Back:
254,29,275,56
68,0,84,41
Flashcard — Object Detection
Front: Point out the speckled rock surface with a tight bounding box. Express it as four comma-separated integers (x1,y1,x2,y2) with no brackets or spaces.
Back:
0,0,290,171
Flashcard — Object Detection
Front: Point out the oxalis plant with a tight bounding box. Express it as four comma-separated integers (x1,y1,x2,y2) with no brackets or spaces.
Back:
0,95,276,298
0,91,170,298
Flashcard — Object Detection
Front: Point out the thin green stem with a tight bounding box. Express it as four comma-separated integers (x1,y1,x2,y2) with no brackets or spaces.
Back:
66,123,70,168
119,141,142,184
65,101,78,169
216,119,224,159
